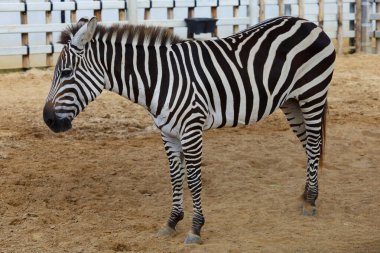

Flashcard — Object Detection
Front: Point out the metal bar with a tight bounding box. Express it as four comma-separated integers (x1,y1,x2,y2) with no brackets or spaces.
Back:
0,44,64,56
0,1,127,12
61,0,65,23
46,0,53,67
0,16,254,35
248,0,257,26
128,0,138,24
371,13,380,20
187,3,195,38
0,24,67,34
20,0,29,69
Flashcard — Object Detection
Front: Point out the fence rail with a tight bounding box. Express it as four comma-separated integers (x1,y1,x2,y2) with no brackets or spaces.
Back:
0,1,252,12
0,0,379,69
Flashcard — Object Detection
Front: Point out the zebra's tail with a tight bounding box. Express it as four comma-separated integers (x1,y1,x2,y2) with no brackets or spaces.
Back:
319,100,328,170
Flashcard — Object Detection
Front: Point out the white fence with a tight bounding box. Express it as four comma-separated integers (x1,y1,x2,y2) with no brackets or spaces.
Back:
0,0,378,69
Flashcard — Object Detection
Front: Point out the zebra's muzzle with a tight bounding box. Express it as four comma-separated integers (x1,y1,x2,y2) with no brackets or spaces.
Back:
43,103,72,133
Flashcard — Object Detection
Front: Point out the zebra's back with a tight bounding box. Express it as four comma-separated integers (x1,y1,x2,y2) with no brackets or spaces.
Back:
171,16,335,130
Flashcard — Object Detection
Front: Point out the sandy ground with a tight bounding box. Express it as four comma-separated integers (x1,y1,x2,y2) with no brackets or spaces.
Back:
0,54,379,253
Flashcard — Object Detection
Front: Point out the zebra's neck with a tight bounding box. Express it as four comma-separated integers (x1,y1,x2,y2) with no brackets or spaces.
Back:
90,40,172,115
76,24,182,116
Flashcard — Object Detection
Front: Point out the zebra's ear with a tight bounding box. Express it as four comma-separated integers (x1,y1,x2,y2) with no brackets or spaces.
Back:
71,17,97,49
77,17,89,27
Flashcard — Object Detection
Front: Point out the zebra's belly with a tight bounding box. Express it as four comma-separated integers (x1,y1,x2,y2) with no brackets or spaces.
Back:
204,101,279,130
200,75,293,130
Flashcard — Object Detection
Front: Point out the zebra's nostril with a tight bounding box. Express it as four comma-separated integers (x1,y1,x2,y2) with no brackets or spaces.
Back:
45,118,54,127
43,102,56,127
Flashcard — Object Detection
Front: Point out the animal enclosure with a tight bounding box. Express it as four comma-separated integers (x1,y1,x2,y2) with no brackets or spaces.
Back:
0,0,380,70
0,54,379,251
0,0,379,252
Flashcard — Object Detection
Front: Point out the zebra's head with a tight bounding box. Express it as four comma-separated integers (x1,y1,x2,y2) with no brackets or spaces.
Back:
43,17,102,133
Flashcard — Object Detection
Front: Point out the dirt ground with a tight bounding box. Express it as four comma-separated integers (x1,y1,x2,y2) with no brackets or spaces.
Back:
0,54,379,253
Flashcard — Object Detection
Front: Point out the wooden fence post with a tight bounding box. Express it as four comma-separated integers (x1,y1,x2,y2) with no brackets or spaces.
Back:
119,0,127,21
259,0,265,21
45,0,53,67
355,0,362,52
337,0,343,54
361,0,371,53
167,2,174,32
211,2,218,37
298,0,304,18
376,1,380,53
233,3,239,34
94,0,102,21
144,0,151,21
318,0,324,29
70,0,77,23
20,0,29,69
278,0,284,16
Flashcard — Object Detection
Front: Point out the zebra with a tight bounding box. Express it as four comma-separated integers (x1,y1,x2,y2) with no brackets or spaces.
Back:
43,16,336,244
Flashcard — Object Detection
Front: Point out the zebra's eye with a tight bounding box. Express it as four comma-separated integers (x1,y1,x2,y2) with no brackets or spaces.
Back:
61,69,72,78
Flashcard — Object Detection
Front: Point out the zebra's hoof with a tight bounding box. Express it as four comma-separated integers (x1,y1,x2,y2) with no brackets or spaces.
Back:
157,226,176,237
302,203,317,216
184,232,202,245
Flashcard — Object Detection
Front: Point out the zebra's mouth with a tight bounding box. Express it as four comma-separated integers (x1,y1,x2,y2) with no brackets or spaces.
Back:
46,117,72,133
43,103,72,133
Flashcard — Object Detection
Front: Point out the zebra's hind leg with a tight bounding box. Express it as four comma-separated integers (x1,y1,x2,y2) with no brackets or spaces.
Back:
157,134,186,237
281,97,327,216
300,94,328,216
280,99,307,149
280,100,311,214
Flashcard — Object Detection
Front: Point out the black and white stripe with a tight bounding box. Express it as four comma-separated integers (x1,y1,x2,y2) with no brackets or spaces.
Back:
43,16,335,243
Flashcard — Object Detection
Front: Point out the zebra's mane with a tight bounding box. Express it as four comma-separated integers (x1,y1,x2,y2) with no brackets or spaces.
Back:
59,22,183,46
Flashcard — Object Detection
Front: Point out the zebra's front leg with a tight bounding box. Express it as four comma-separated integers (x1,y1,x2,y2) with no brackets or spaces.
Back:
157,134,186,237
182,130,205,244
